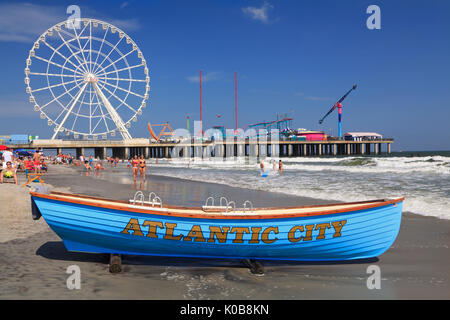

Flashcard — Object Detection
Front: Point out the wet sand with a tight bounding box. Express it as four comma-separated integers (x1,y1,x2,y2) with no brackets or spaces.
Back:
0,164,448,299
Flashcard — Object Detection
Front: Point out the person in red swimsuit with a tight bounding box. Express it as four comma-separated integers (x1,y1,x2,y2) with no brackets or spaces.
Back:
131,155,139,181
24,156,34,179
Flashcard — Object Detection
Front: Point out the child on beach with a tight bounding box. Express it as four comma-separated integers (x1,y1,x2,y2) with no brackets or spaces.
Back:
40,159,48,172
24,156,34,179
95,160,104,172
84,160,92,172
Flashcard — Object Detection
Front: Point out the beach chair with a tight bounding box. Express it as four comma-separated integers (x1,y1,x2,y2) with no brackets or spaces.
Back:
21,172,45,188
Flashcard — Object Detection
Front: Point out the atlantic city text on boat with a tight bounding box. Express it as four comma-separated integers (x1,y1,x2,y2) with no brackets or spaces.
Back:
120,218,347,244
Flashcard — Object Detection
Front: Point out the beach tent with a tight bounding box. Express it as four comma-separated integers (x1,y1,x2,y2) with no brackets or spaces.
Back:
16,149,33,157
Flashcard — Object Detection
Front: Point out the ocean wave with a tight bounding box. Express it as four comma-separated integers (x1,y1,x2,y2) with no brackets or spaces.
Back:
147,155,450,220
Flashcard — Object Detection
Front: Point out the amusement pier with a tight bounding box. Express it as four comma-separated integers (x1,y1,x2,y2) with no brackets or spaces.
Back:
5,137,394,159
3,18,394,160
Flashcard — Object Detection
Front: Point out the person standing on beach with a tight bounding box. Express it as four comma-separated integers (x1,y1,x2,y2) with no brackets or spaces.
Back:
33,155,41,174
2,148,14,169
279,160,283,173
272,160,278,172
139,155,146,180
131,155,139,181
33,149,41,162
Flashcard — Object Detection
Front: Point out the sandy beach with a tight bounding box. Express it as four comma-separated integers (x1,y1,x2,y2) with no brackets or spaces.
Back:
0,164,448,300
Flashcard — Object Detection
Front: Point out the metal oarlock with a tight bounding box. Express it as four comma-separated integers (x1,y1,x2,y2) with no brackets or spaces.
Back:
130,191,145,205
204,196,215,207
225,201,236,213
219,197,229,207
243,200,254,213
129,191,163,208
202,196,255,214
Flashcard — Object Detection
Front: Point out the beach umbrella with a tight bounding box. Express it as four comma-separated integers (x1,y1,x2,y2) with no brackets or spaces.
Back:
17,150,33,157
0,145,8,150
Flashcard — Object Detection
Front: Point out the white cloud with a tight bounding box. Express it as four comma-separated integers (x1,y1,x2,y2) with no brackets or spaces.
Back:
0,3,64,43
305,96,334,102
186,72,222,83
0,2,140,44
242,1,274,24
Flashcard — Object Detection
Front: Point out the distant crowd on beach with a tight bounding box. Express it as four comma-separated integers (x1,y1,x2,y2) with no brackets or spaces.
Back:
0,148,47,185
1,147,285,186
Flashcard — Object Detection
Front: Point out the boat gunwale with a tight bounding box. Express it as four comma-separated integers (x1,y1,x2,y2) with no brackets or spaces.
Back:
30,191,404,220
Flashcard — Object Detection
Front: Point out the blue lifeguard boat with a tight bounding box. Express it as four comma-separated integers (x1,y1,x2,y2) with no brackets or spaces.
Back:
30,190,403,261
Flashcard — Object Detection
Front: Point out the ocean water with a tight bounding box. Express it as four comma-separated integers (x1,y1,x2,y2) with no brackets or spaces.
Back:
145,151,450,220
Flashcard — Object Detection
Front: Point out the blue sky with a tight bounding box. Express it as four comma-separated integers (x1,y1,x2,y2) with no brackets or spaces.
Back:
0,0,449,150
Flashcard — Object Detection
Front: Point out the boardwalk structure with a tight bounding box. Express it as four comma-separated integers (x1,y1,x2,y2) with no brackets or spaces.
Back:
8,137,394,159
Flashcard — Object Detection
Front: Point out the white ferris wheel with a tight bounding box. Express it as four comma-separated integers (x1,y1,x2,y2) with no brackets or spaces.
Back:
25,18,149,140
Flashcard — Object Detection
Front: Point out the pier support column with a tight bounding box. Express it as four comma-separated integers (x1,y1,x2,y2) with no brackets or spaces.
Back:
238,144,244,157
202,146,207,158
333,144,337,156
165,147,169,158
387,143,391,154
288,144,293,157
318,144,322,156
124,147,129,160
347,144,351,155
303,144,307,157
361,143,365,155
374,143,379,155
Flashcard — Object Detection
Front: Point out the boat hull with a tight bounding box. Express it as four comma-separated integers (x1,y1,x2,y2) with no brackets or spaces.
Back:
31,194,403,261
